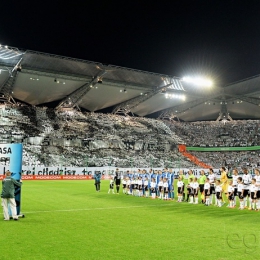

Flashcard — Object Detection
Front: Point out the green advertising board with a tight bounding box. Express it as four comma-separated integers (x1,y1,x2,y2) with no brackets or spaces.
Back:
186,146,260,152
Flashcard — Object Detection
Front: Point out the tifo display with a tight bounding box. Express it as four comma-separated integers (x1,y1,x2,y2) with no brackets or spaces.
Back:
0,104,259,170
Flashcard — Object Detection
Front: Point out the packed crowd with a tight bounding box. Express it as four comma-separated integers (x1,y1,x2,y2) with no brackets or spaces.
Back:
188,151,260,169
167,120,260,147
0,103,260,170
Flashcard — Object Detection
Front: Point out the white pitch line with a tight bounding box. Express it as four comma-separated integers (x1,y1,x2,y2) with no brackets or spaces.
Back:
22,203,172,214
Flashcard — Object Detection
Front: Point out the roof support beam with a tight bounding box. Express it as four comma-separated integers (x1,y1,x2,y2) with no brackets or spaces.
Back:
112,82,183,115
0,57,24,104
225,94,260,107
216,100,232,121
158,93,222,120
56,71,106,110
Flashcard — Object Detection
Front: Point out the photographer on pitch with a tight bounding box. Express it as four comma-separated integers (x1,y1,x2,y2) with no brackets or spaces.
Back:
1,171,22,221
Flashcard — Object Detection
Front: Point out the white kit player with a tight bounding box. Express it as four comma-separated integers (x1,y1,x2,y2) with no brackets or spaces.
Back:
254,168,260,210
237,177,245,210
242,168,252,208
232,169,239,206
137,177,143,197
177,177,184,202
187,178,194,204
192,177,199,204
249,178,258,210
108,177,115,194
158,177,164,200
215,180,223,207
126,177,131,195
163,178,169,200
204,178,211,206
208,168,216,205
150,178,157,199
122,177,127,194
143,177,149,197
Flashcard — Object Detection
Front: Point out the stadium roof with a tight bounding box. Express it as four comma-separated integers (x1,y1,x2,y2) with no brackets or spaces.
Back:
0,45,260,121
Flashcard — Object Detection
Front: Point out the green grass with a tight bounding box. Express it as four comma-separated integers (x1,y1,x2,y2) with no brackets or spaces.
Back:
1,180,260,260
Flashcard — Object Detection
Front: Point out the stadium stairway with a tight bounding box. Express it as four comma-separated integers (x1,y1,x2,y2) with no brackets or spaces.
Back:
178,145,211,169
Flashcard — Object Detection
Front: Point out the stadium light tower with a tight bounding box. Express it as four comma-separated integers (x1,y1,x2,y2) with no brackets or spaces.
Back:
182,76,213,87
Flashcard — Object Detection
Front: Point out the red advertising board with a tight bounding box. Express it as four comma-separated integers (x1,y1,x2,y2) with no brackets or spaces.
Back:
0,175,95,180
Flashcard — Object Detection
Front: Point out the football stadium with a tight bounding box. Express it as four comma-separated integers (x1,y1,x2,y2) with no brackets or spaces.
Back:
0,44,260,260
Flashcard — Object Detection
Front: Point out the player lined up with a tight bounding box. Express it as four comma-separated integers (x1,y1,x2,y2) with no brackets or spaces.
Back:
108,173,174,200
124,177,172,200
177,168,260,211
107,167,260,211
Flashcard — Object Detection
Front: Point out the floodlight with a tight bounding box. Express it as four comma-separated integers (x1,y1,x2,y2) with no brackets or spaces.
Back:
164,93,186,101
182,76,212,87
161,88,167,94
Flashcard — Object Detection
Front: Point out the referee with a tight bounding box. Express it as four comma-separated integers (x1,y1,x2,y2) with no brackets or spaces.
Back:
114,168,121,194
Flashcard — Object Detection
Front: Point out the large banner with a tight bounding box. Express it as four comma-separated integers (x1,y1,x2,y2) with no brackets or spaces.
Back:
0,167,221,180
16,167,219,177
0,144,23,215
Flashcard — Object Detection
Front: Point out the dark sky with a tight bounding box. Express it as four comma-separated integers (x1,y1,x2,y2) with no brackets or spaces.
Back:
1,1,260,86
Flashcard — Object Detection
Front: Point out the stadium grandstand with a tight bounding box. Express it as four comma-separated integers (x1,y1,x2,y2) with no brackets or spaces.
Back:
0,44,260,171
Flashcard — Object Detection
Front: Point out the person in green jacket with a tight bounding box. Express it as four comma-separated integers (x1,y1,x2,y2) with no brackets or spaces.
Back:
1,171,22,221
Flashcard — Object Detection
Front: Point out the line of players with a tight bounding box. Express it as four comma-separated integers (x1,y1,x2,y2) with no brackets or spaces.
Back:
177,168,260,211
108,169,174,200
107,167,260,211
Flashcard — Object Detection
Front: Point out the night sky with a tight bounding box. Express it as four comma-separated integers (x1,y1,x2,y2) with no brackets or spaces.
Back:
1,1,260,87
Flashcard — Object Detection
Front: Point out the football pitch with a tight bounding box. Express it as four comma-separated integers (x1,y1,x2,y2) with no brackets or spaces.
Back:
1,180,260,260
